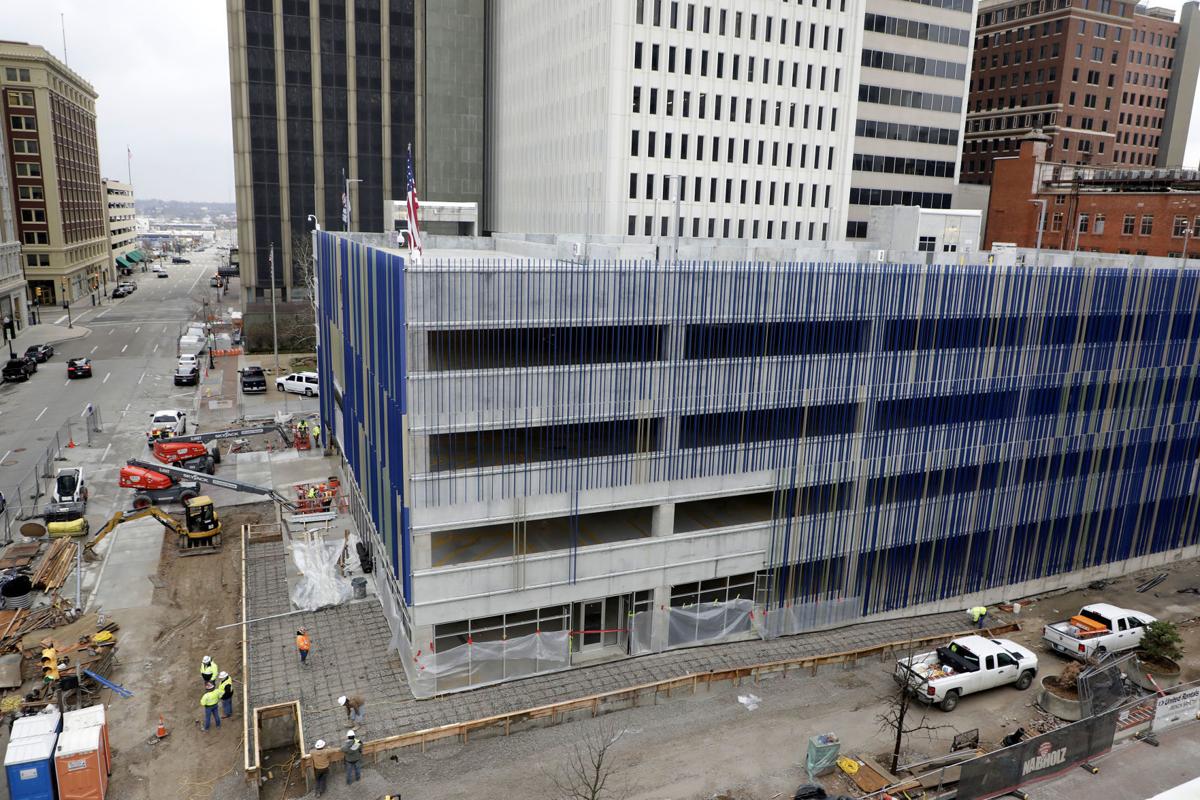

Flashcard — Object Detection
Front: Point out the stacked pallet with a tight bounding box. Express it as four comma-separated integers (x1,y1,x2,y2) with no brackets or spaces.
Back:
0,605,75,655
30,539,75,591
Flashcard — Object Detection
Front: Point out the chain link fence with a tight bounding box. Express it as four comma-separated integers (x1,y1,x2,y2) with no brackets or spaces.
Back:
0,402,103,543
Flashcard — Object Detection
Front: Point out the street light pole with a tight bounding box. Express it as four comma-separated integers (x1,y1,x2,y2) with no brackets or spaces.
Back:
1182,225,1192,269
269,243,279,374
1071,212,1084,258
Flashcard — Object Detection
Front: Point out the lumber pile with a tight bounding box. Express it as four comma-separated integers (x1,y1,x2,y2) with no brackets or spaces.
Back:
30,539,75,591
0,542,42,570
0,604,76,655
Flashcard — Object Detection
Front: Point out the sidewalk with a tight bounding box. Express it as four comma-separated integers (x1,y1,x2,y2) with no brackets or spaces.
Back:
1030,723,1200,800
7,322,91,351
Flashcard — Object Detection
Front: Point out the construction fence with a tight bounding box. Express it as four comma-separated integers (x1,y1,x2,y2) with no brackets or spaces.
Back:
0,402,103,543
890,677,1200,800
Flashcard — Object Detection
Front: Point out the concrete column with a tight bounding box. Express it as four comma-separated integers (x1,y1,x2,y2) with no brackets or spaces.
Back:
649,585,671,651
651,502,674,536
411,530,432,571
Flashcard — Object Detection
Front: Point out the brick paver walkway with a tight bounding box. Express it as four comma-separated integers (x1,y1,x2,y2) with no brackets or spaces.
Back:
243,539,989,749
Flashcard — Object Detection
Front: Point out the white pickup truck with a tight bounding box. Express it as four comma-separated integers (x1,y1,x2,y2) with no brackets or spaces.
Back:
894,635,1039,712
1042,603,1156,660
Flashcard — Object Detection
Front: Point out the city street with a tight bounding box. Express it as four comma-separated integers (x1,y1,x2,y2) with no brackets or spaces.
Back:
0,249,232,515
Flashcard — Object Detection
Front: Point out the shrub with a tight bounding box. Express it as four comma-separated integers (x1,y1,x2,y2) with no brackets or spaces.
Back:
1138,620,1183,664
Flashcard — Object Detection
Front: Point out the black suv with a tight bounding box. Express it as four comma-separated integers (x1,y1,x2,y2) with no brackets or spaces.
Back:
239,364,267,394
171,256,191,264
3,355,36,382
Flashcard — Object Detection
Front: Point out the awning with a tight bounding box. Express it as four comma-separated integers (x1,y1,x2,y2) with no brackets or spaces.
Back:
127,250,143,262
115,255,133,269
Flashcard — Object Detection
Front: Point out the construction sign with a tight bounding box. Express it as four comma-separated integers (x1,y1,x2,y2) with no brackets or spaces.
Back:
1152,686,1200,733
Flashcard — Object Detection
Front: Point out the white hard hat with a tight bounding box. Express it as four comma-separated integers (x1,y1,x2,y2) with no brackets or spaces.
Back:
346,729,356,739
218,671,229,680
314,739,326,750
338,695,348,705
202,655,212,664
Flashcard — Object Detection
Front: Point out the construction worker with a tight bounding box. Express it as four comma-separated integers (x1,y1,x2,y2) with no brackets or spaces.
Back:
337,694,365,724
200,682,222,732
218,670,234,718
310,739,332,795
200,655,219,684
968,606,989,629
296,628,312,665
341,729,363,784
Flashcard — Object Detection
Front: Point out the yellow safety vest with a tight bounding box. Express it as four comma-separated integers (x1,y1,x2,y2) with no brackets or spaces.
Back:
200,687,222,707
219,677,233,696
969,607,987,622
201,662,219,680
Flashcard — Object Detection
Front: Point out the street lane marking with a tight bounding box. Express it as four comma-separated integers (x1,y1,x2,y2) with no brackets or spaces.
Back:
103,372,111,384
54,315,67,324
96,308,110,319
137,372,145,384
35,407,47,421
108,329,113,335
134,326,141,333
101,443,111,462
120,344,128,353
153,343,159,353
64,380,70,387
0,450,10,465
90,346,97,354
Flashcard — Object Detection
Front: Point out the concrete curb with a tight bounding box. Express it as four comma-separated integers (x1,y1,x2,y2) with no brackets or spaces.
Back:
10,324,92,351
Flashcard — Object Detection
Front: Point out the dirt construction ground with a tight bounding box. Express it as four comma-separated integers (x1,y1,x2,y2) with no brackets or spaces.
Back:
101,504,269,800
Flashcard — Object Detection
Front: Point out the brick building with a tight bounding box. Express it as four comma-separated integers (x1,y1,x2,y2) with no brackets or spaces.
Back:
961,0,1200,186
986,131,1200,255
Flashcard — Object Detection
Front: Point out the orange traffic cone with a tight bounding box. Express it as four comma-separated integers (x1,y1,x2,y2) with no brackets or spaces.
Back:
66,438,76,449
156,715,168,739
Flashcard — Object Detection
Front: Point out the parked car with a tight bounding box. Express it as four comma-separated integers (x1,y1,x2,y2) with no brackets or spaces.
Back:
178,354,199,369
2,355,36,382
67,357,93,379
147,409,187,441
239,364,267,394
51,467,88,504
172,257,191,264
112,285,132,298
276,371,319,396
24,344,53,362
895,635,1038,711
174,363,200,386
1042,604,1156,660
152,264,165,273
156,271,169,278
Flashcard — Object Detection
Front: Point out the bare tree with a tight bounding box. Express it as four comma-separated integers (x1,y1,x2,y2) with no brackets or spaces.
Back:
277,233,319,353
545,719,630,800
879,640,957,774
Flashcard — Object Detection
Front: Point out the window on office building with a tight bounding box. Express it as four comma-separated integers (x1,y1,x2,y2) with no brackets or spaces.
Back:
918,236,936,252
1141,215,1154,235
1173,216,1189,237
1123,214,1135,235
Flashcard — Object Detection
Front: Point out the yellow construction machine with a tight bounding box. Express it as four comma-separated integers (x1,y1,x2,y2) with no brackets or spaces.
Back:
32,497,223,557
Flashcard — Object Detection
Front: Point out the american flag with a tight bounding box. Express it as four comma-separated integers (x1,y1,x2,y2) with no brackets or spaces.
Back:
406,143,422,255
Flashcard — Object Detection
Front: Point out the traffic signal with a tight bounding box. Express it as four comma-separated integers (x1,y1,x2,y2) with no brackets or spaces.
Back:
40,648,58,682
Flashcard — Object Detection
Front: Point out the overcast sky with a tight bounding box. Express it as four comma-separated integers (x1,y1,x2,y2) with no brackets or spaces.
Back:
6,1,1200,203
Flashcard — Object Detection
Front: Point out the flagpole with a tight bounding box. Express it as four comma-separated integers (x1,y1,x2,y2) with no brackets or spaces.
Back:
127,146,132,186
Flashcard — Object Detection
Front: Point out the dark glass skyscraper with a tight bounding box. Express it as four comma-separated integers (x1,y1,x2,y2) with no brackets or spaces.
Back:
230,0,484,344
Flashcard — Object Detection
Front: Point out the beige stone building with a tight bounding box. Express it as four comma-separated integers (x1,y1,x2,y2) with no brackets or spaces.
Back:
0,117,26,336
0,41,109,309
102,178,139,274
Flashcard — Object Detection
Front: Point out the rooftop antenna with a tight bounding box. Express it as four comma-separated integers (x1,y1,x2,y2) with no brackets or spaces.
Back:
60,13,68,65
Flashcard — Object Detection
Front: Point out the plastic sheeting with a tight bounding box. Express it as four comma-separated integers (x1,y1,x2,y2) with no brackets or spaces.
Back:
628,609,654,655
667,598,754,648
405,630,571,697
805,734,841,781
757,596,863,639
289,537,353,611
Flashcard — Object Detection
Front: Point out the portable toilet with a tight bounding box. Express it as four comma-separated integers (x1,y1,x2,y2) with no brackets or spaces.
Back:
9,707,62,742
54,726,107,800
62,705,110,775
4,731,57,800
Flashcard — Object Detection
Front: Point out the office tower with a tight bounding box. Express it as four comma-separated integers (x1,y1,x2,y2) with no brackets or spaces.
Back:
961,0,1200,184
486,0,863,243
0,41,109,308
847,0,976,240
226,0,484,341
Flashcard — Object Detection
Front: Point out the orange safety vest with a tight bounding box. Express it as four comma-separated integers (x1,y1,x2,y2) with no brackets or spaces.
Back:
296,633,311,652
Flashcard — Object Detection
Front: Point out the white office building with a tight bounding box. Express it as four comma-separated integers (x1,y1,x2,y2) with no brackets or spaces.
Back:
485,0,864,243
847,0,976,240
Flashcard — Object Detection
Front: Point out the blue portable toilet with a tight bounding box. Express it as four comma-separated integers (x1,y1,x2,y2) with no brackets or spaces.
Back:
5,731,58,800
9,707,62,741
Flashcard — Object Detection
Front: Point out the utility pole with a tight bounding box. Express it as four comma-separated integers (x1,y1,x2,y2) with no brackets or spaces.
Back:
269,243,279,374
